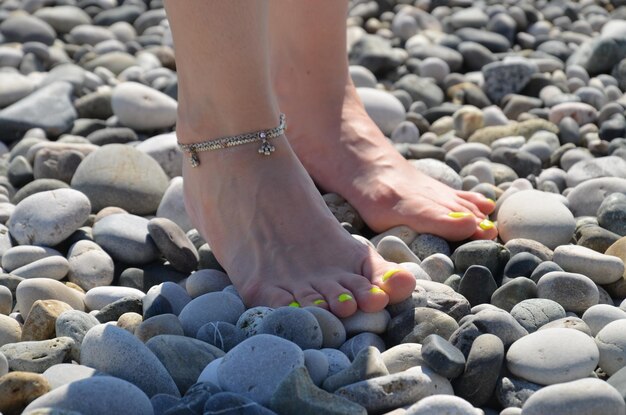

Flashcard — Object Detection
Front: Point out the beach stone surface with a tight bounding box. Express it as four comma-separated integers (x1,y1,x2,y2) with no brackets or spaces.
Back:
537,271,599,313
92,213,160,265
80,324,179,397
71,144,169,215
8,189,90,247
506,328,599,385
217,334,305,406
521,378,626,415
23,376,153,415
0,371,50,415
497,190,575,249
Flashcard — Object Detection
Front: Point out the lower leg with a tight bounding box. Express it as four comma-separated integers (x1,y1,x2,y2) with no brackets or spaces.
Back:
269,1,497,241
164,0,415,317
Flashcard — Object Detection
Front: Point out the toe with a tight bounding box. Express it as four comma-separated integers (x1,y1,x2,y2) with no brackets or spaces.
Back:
337,274,389,313
470,217,499,240
412,207,480,241
312,279,358,318
247,284,296,309
363,253,416,305
293,289,330,310
458,191,496,215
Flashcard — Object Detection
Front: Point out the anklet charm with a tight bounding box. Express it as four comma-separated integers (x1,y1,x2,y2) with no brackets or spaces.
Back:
178,113,286,167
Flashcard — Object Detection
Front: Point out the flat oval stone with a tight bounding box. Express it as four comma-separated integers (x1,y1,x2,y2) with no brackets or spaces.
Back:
7,189,90,246
80,324,179,397
0,371,50,415
92,213,160,265
567,177,626,217
453,334,504,407
566,156,626,188
179,292,246,337
217,334,305,406
71,144,169,215
16,278,85,314
405,395,481,415
146,334,224,395
0,314,19,347
84,286,145,311
257,306,324,350
67,240,114,291
23,376,153,415
335,366,453,414
490,277,538,312
451,240,510,279
510,299,566,333
303,307,346,349
507,328,599,385
521,378,625,415
1,246,63,273
185,269,231,298
497,190,575,250
11,256,70,281
0,337,74,373
553,244,624,285
42,363,101,390
381,343,424,374
356,87,406,135
341,310,390,337
537,271,599,313
111,82,177,131
583,304,626,336
596,319,626,376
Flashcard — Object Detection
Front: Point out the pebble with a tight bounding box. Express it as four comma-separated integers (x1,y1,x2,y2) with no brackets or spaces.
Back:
458,265,498,307
490,277,538,312
596,319,626,376
21,300,73,342
553,244,624,285
0,371,50,415
451,240,510,280
322,346,388,392
80,324,179,397
0,82,76,141
583,304,626,337
217,334,305,406
91,213,160,265
147,217,199,273
537,271,599,313
11,256,69,281
236,306,274,338
111,82,177,131
71,144,169,215
16,278,85,314
146,334,224,395
386,307,459,345
510,299,566,333
143,282,191,317
83,286,144,311
54,310,99,361
23,376,153,415
341,309,390,337
521,378,626,415
453,334,504,407
566,156,626,187
0,72,34,108
381,343,424,374
135,132,182,178
66,240,113,291
377,236,421,264
498,190,575,250
270,366,366,415
42,363,100,390
496,376,542,409
7,188,90,247
334,366,453,414
0,337,74,373
339,332,386,360
179,292,245,337
482,59,537,103
506,328,599,385
303,349,328,387
421,334,465,379
597,193,626,236
156,177,194,232
567,178,626,217
404,395,481,415
185,269,232,298
356,87,406,135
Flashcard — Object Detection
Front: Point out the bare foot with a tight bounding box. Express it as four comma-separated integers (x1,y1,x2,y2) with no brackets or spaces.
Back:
178,129,416,318
278,81,498,242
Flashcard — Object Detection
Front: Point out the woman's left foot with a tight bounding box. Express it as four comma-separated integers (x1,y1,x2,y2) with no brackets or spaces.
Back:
279,81,498,242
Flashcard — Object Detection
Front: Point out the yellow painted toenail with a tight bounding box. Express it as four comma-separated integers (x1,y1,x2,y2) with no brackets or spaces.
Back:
448,211,473,219
370,286,386,294
382,269,402,282
479,219,495,230
487,198,495,204
313,299,326,305
338,293,353,302
288,301,300,307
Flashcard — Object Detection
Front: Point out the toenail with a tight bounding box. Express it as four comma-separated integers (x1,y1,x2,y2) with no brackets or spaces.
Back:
448,211,473,219
479,219,495,230
313,299,326,305
288,301,300,307
338,293,353,302
370,286,386,294
382,269,402,282
487,198,495,204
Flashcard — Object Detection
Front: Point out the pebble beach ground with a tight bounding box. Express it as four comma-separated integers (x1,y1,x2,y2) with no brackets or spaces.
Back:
0,0,626,414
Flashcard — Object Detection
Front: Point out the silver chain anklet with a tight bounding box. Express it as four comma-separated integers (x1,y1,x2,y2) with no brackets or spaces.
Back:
178,113,286,167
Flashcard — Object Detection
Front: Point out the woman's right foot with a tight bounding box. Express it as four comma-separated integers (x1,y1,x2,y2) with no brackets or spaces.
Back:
178,128,416,318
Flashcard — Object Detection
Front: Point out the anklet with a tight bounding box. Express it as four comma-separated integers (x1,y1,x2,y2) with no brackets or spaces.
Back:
178,113,286,167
